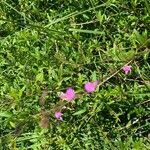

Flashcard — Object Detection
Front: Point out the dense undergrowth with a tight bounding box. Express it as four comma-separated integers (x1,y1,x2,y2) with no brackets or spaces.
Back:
0,0,150,149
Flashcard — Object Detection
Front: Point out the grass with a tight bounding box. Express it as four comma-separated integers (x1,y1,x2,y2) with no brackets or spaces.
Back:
0,0,150,149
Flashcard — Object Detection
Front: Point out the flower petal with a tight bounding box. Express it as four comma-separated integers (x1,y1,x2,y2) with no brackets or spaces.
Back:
84,81,98,93
65,88,75,101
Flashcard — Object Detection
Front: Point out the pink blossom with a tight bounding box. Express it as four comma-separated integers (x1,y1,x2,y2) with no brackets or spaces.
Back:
84,81,99,93
122,65,132,74
59,87,75,101
55,112,63,120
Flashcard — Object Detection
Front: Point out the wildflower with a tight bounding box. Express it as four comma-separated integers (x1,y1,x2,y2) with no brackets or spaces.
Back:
122,65,132,74
84,81,99,93
55,111,63,120
59,87,75,101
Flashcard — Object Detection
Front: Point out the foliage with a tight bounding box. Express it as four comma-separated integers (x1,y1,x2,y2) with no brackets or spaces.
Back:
0,0,150,149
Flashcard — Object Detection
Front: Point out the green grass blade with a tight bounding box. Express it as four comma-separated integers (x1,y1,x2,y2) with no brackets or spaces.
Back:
69,28,104,34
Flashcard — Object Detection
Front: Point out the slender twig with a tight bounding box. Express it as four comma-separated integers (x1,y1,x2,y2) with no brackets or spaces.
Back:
1,1,31,22
136,99,150,106
98,59,133,87
71,20,98,26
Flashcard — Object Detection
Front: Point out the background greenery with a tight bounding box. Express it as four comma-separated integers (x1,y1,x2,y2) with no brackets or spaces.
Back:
0,0,150,149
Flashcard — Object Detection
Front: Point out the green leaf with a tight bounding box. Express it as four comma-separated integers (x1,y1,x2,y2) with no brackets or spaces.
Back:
18,86,26,99
91,71,97,81
10,121,16,128
73,109,86,116
0,112,12,118
96,11,105,23
36,72,44,82
126,120,132,128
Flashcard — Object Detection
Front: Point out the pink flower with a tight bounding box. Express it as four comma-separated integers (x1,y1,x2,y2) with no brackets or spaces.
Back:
59,87,75,101
84,81,99,93
55,112,63,120
122,65,132,74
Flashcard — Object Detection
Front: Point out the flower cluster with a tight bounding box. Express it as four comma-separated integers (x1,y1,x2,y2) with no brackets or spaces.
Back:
55,81,99,120
54,65,132,120
122,65,132,74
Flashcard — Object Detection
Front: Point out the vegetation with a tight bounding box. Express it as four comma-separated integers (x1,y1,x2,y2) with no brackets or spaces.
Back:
0,0,150,149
